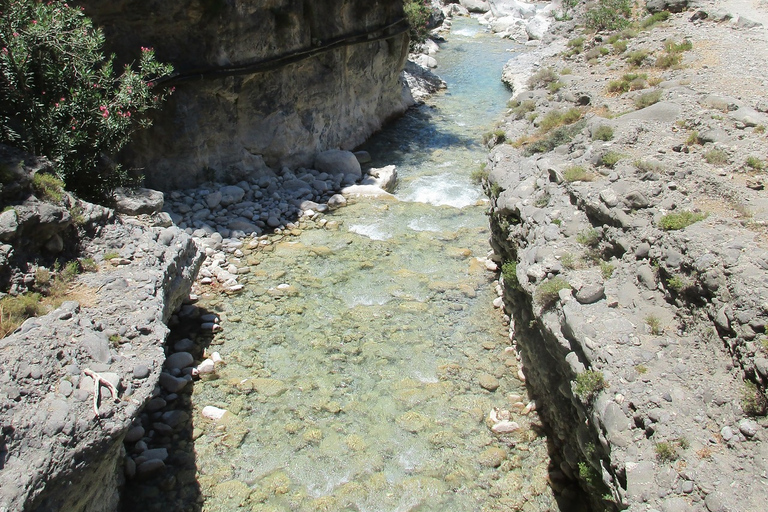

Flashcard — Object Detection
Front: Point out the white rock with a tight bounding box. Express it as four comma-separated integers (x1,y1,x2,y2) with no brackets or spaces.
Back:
491,420,521,433
193,359,216,376
211,352,223,364
201,406,227,421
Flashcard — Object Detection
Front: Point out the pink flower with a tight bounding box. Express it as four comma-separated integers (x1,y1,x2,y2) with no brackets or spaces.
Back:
32,20,37,24
99,105,106,111
102,111,109,118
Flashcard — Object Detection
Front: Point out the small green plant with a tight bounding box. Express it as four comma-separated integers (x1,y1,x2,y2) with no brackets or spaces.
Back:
79,257,98,272
509,99,537,120
655,442,678,463
755,125,766,134
641,10,670,28
536,277,571,308
600,261,615,279
677,437,690,450
109,333,121,347
0,293,44,338
600,151,624,168
31,173,65,203
612,40,628,54
665,39,693,53
524,120,586,156
686,131,700,146
535,192,551,208
35,267,52,287
704,149,729,165
659,211,707,230
564,166,594,182
574,370,606,402
635,90,662,109
548,80,566,93
528,68,559,89
746,156,766,171
741,381,768,416
470,164,489,185
103,251,120,261
634,160,663,173
625,50,649,67
607,72,647,94
666,275,688,292
538,108,582,134
552,218,562,226
592,125,614,141
567,36,586,54
501,261,520,291
645,314,663,335
577,228,600,247
635,364,648,374
584,0,632,31
560,253,576,269
483,128,506,146
561,67,572,75
578,461,602,487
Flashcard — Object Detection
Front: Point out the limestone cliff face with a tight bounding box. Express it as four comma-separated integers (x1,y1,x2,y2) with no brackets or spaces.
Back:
75,0,410,189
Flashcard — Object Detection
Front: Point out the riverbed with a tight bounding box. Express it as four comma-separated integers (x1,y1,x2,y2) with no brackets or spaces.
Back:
190,18,558,512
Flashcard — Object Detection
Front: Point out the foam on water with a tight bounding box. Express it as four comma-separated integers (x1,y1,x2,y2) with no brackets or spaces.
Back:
348,222,391,240
399,173,480,208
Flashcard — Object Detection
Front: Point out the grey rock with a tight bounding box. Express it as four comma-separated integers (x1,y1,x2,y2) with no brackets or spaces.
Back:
704,492,727,512
174,338,195,352
136,459,166,479
663,248,683,268
720,426,734,441
219,185,246,206
142,448,169,462
575,284,605,304
646,0,689,13
146,397,167,412
635,242,651,259
158,372,189,393
205,191,222,209
620,101,681,123
459,0,490,13
624,191,650,209
315,150,362,181
125,426,145,443
0,208,18,242
637,264,657,289
124,457,136,480
738,419,758,438
327,194,347,210
79,332,111,363
113,187,164,215
599,189,619,207
165,351,194,370
161,410,190,428
133,365,150,379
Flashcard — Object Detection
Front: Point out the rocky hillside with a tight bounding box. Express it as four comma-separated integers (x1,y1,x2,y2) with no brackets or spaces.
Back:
484,1,768,510
73,0,411,190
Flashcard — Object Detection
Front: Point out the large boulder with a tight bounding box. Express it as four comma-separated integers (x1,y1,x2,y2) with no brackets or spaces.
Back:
314,150,362,184
646,0,689,13
460,0,491,13
113,187,164,215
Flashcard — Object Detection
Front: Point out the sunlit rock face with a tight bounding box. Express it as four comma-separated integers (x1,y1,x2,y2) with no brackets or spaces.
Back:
76,0,410,189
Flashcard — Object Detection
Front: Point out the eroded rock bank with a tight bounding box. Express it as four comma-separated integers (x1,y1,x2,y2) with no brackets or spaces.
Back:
486,2,768,511
0,149,204,511
73,0,411,190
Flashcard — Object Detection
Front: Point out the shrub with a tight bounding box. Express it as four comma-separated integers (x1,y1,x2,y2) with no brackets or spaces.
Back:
404,0,432,50
742,381,768,416
525,120,585,156
470,164,488,185
536,277,571,308
564,166,593,182
592,125,614,141
560,253,577,269
607,73,647,94
666,275,688,292
584,0,633,31
704,149,729,165
528,68,559,89
103,251,120,260
612,40,628,54
577,228,600,247
686,131,700,146
548,80,566,93
635,90,662,109
659,211,707,230
600,151,624,168
641,11,671,28
538,108,582,134
746,156,766,171
755,124,766,134
625,50,649,67
567,36,586,53
600,261,615,279
655,442,678,463
634,160,663,173
501,261,520,290
483,128,506,146
0,293,44,338
509,99,536,119
655,52,682,69
31,172,65,203
645,314,662,335
574,370,606,402
0,1,173,201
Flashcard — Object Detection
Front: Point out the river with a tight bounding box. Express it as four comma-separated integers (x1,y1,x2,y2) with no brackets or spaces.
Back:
187,17,558,512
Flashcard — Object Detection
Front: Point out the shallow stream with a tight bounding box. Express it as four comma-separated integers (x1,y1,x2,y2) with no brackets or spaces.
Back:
193,18,557,511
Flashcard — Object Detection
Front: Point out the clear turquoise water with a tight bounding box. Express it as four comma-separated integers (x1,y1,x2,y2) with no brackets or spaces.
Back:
193,18,558,512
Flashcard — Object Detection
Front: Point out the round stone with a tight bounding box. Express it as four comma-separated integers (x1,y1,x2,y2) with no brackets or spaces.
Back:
478,373,500,391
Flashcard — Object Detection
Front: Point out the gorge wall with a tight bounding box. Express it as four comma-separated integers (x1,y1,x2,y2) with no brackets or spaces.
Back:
75,0,411,190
